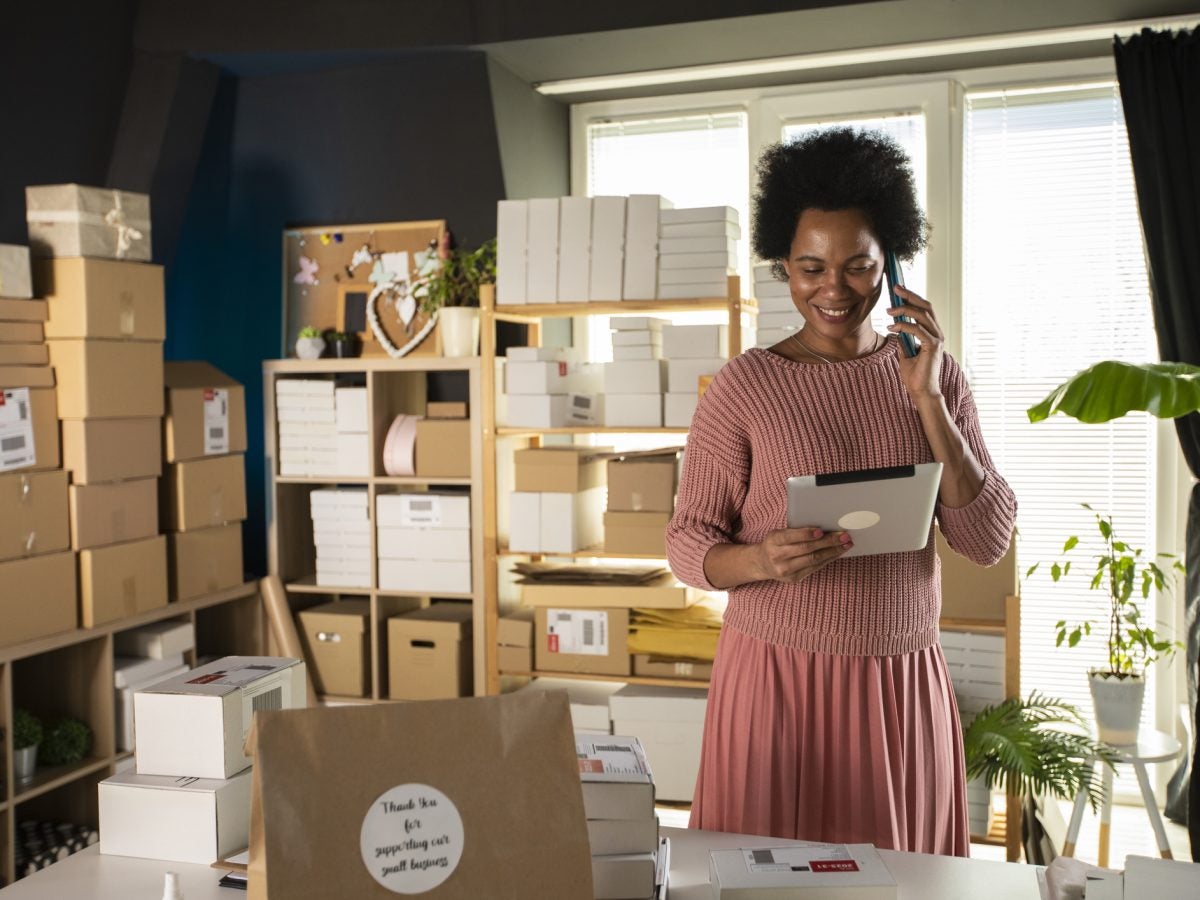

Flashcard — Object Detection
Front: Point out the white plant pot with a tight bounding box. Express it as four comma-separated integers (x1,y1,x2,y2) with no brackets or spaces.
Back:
966,776,993,837
295,336,325,360
14,744,37,783
439,306,480,357
1089,672,1145,746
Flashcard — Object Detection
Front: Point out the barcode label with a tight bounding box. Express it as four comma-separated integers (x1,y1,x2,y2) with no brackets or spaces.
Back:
0,387,36,472
204,388,230,454
251,687,283,712
1,435,25,452
568,392,597,424
400,494,442,526
752,850,776,865
545,609,607,655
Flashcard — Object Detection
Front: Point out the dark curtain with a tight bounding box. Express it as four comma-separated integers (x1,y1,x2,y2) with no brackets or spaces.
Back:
1113,27,1200,858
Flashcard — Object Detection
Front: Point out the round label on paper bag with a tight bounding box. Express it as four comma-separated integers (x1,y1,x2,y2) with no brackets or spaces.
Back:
360,784,464,893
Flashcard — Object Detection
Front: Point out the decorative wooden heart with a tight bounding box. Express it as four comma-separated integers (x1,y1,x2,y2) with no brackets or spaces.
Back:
368,280,438,357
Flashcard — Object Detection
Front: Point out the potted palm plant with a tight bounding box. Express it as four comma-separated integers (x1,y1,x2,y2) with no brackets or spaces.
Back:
417,234,496,358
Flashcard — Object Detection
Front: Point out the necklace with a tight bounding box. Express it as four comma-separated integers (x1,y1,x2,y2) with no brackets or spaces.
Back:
790,330,882,364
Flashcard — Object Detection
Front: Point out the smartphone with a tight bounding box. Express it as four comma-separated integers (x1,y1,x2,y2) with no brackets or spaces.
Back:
884,250,918,358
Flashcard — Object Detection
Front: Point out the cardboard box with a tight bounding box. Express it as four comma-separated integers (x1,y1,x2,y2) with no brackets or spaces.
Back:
69,476,158,550
0,343,48,365
376,492,469,528
536,607,631,676
607,450,681,512
633,654,713,681
377,525,469,561
114,619,195,660
609,685,707,801
47,339,163,419
0,550,76,648
26,183,152,261
604,360,665,394
99,769,252,864
36,257,164,340
0,298,47,322
664,392,699,428
667,357,725,393
164,361,247,461
415,418,471,478
61,416,160,483
0,321,44,343
0,244,32,299
589,196,626,300
0,375,60,473
558,196,592,302
497,608,534,672
526,197,560,303
378,558,471,594
114,656,189,751
497,643,533,673
387,604,473,700
168,523,243,601
79,534,168,627
938,528,1018,622
133,656,307,779
518,677,622,733
604,511,670,556
0,468,68,561
496,199,528,305
161,454,247,531
514,445,609,493
298,599,371,698
601,393,661,428
426,400,468,418
522,571,699,610
661,324,729,359
575,732,654,819
542,488,605,553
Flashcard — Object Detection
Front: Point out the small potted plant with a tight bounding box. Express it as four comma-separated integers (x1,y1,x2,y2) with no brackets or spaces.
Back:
417,234,496,357
295,325,325,360
38,716,93,767
327,331,360,359
12,708,43,783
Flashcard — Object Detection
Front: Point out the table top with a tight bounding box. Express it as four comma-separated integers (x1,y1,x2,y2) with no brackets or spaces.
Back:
1104,728,1183,764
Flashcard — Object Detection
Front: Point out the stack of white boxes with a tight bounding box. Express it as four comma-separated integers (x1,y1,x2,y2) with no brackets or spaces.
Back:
604,319,666,428
501,345,601,429
509,447,606,555
334,386,369,476
662,324,729,428
276,379,337,476
609,685,709,803
623,194,671,301
311,488,371,588
98,656,306,864
377,492,471,594
753,263,800,348
657,206,739,300
112,620,194,753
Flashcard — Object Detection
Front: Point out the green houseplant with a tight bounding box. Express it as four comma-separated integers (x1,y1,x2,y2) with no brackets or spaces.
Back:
12,708,43,783
38,716,93,767
418,236,496,358
295,325,325,360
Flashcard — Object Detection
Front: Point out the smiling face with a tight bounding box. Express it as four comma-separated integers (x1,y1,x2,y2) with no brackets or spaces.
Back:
783,207,885,352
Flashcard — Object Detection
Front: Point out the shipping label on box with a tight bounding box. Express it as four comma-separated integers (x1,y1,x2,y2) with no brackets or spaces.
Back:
165,361,247,461
547,609,608,655
203,388,230,454
376,492,470,528
0,387,37,471
575,732,655,820
536,607,631,677
0,468,68,562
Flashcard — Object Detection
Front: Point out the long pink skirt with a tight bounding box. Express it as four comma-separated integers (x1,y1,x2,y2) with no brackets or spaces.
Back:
689,625,969,856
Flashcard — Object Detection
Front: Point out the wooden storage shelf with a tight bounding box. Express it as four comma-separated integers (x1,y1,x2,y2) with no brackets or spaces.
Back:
492,295,756,320
498,544,665,561
496,426,690,436
12,757,111,806
501,670,711,690
285,576,372,595
276,475,371,485
375,475,472,486
376,590,475,601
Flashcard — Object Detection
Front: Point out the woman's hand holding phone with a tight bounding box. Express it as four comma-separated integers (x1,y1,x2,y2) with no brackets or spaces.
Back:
886,284,945,401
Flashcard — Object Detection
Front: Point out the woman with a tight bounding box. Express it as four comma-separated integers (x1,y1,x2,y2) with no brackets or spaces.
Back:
665,127,1017,856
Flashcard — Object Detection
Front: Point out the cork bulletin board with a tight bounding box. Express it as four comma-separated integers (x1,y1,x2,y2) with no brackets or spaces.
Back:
282,219,445,357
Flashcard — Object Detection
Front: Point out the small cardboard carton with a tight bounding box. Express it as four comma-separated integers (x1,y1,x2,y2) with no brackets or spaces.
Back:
47,339,164,419
0,244,32,299
69,476,158,550
0,321,44,343
161,454,247,531
426,400,467,418
25,183,152,261
79,534,168,628
536,607,631,676
0,550,76,648
607,448,682,512
633,654,713,681
497,608,534,673
0,367,60,472
35,257,164,340
297,599,371,698
163,361,248,461
513,445,610,493
387,604,474,700
575,732,655,820
0,298,47,322
0,343,48,365
98,769,252,864
603,510,670,556
61,417,161,484
0,468,68,562
415,418,471,478
168,522,243,601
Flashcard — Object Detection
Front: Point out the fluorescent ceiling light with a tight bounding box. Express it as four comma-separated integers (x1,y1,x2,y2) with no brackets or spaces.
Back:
534,15,1199,95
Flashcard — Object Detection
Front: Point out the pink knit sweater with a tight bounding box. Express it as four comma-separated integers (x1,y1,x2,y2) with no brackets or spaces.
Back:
666,340,1017,657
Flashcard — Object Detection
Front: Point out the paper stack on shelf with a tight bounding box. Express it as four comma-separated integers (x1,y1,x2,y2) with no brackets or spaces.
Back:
590,196,626,300
376,492,471,593
753,262,800,348
500,344,601,428
624,194,672,301
311,487,371,588
657,206,738,300
661,324,728,427
604,319,666,427
576,732,662,900
276,378,337,476
509,445,608,554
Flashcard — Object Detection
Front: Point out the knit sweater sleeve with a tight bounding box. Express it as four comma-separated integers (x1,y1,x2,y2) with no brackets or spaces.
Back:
935,355,1018,566
666,367,751,591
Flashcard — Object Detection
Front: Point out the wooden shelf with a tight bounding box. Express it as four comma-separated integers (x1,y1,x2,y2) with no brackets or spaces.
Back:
264,357,478,374
374,476,472,486
500,670,710,690
493,296,756,320
376,590,475,601
276,475,370,485
11,757,111,805
498,544,665,561
285,576,372,595
496,426,689,436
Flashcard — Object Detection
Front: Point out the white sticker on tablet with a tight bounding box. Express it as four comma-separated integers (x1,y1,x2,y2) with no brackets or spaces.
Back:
360,784,464,893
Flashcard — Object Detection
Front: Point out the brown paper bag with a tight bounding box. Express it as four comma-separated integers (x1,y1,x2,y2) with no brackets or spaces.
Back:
247,690,593,899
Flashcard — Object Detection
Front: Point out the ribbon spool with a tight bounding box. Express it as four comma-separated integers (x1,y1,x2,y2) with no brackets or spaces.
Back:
382,414,419,476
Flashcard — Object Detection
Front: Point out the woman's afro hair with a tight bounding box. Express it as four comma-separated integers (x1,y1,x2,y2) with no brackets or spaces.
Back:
752,127,929,279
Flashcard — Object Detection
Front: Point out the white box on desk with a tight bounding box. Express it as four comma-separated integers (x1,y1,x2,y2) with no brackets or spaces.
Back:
667,357,725,393
605,360,665,394
133,656,306,779
588,817,660,856
496,199,528,305
336,432,370,476
664,392,700,428
542,488,605,553
558,196,592,302
662,324,728,359
661,205,737,226
334,387,368,432
576,732,655,820
613,344,661,361
115,656,189,753
590,196,626,300
658,280,728,300
593,853,657,900
509,491,541,553
709,843,897,898
507,345,573,362
114,620,194,660
377,526,469,561
99,769,252,864
610,685,707,802
378,558,471,594
622,252,658,302
376,492,470,528
527,198,560,303
603,394,662,428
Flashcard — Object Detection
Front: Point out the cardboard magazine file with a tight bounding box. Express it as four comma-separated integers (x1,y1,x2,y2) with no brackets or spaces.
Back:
246,690,594,900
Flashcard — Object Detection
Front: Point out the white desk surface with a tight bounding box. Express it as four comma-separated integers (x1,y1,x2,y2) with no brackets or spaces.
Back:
0,826,1042,898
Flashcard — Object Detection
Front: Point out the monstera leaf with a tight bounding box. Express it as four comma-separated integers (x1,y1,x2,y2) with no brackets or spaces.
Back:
1028,360,1200,424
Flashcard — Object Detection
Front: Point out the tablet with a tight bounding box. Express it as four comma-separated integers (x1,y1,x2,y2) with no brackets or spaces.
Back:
786,462,943,557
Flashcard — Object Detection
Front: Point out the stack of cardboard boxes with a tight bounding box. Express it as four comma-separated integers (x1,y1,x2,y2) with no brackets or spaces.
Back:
661,324,729,427
98,656,306,864
414,400,471,479
30,184,168,628
753,263,800,348
161,362,247,602
509,446,607,555
603,449,681,557
657,205,739,300
311,488,371,588
604,319,666,428
501,345,601,429
377,492,471,594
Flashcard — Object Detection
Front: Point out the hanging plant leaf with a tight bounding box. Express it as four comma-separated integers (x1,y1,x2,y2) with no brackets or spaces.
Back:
1027,360,1200,424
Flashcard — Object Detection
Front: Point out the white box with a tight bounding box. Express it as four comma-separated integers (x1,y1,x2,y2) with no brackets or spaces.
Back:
611,317,667,331
622,252,658,301
575,732,655,820
115,658,189,753
114,654,188,689
312,520,371,544
316,563,372,588
558,196,592,302
709,844,898,898
624,194,668,255
757,310,802,331
278,433,338,452
658,251,736,270
315,541,371,562
657,280,728,300
376,493,470,528
336,432,370,476
593,853,656,900
541,488,604,553
755,294,796,314
378,558,471,594
754,278,791,299
509,491,541,553
609,685,707,802
659,235,736,255
605,360,665,394
516,678,623,732
377,526,469,561
133,656,307,779
527,198,560,303
589,196,626,300
658,266,732,285
662,324,728,359
277,406,335,424
99,769,253,864
611,330,662,347
507,360,572,395
277,419,336,437
660,220,741,239
114,620,195,660
334,387,368,433
502,393,569,428
506,345,572,362
275,394,335,413
660,206,737,226
613,345,661,361
667,358,725,393
664,392,700,428
0,244,33,299
496,199,528,305
603,393,662,428
275,379,334,398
